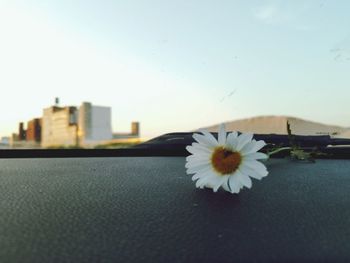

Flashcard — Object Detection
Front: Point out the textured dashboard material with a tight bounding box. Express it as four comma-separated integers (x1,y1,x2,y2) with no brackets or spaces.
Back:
0,158,350,262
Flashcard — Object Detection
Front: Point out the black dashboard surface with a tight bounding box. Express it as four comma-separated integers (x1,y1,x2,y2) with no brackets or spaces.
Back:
0,157,350,262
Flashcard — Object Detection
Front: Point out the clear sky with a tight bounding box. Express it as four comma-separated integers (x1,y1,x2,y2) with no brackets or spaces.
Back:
1,0,350,138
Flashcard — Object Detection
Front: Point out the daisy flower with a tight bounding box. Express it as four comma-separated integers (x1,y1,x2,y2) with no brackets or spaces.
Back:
186,124,268,194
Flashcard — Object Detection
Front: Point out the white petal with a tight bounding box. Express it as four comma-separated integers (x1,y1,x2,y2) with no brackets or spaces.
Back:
185,160,210,170
196,174,217,188
186,164,211,174
218,124,226,145
229,131,238,138
185,158,209,167
253,140,266,152
236,133,254,151
244,152,268,160
243,160,268,177
228,175,241,194
226,132,238,150
186,145,211,156
186,154,210,163
240,140,255,154
236,170,252,188
199,130,218,146
212,176,229,192
241,140,266,155
190,143,212,153
193,133,217,148
192,174,202,181
205,175,224,191
222,181,230,192
192,168,214,181
239,165,265,180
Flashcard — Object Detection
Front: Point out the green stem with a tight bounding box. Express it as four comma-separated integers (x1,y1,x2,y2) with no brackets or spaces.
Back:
267,147,291,157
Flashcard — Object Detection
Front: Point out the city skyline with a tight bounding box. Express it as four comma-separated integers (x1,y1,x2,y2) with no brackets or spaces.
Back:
1,0,350,138
6,100,140,147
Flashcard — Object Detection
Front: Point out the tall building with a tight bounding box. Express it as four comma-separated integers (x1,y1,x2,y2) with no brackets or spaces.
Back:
9,119,42,148
42,106,78,148
131,122,140,136
41,102,113,147
78,102,112,145
18,122,26,141
26,118,42,142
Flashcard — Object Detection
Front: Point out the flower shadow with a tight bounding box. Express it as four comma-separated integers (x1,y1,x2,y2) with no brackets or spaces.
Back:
192,188,241,210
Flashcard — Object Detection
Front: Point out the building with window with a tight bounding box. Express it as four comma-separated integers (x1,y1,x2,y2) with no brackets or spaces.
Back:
78,102,112,146
26,118,42,143
41,102,114,148
9,119,42,148
8,100,139,148
41,106,79,148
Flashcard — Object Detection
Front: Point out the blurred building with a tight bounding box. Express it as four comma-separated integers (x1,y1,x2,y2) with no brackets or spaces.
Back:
26,118,42,142
131,122,140,136
42,106,79,148
0,137,9,145
18,122,26,141
0,136,10,149
113,122,140,139
9,120,42,148
8,100,140,148
78,102,112,146
41,102,115,147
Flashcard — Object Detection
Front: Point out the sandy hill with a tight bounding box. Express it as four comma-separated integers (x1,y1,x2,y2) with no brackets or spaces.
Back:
200,116,349,137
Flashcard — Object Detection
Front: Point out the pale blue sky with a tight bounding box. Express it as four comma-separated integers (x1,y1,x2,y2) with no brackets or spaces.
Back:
1,0,350,138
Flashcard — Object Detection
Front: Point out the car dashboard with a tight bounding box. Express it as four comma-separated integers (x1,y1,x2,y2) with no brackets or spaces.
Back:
1,134,350,262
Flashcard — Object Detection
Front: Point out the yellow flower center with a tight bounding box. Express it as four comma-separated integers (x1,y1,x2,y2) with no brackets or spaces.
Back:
211,147,242,175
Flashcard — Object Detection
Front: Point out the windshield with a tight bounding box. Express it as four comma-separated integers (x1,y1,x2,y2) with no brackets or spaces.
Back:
1,0,349,149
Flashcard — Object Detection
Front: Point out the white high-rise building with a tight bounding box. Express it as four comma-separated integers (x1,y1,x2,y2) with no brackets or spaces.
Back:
41,102,112,148
78,102,112,145
42,106,78,148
